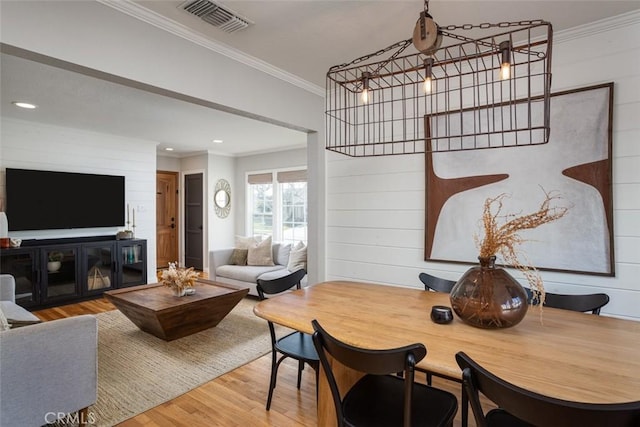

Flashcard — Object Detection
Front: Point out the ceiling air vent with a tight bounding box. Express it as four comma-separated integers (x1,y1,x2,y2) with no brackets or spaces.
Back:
181,0,252,33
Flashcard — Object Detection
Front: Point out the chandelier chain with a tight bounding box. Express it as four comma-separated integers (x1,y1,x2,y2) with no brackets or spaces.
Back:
328,19,549,73
441,19,547,31
441,30,496,49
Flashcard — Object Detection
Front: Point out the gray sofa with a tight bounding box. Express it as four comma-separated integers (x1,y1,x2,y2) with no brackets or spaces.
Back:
0,274,98,427
209,242,306,296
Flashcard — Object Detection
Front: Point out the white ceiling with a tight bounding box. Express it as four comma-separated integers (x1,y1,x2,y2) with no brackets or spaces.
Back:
138,0,640,87
2,0,638,157
0,52,308,158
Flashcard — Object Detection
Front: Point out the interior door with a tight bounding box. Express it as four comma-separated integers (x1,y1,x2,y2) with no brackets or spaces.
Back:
184,173,204,270
156,171,179,269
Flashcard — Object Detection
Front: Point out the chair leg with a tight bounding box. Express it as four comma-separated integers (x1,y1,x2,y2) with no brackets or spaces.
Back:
314,364,320,405
266,352,283,411
461,382,469,427
426,372,433,385
297,360,304,389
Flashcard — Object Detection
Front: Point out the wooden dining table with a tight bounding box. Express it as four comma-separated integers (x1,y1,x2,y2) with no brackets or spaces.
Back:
253,280,640,426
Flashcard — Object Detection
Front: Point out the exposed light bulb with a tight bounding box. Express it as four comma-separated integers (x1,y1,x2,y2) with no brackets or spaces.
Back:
360,71,372,104
423,76,433,94
500,62,511,80
361,88,370,104
423,57,435,94
499,40,512,80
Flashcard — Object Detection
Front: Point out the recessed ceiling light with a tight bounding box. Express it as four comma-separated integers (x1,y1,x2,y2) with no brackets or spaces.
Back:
12,101,37,109
213,139,223,144
165,147,174,151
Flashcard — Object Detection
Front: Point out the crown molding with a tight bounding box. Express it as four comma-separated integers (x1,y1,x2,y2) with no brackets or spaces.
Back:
555,9,640,43
97,0,325,97
93,1,640,96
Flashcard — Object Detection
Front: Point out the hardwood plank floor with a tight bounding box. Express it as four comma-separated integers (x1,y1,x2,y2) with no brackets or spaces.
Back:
33,297,115,321
34,298,478,427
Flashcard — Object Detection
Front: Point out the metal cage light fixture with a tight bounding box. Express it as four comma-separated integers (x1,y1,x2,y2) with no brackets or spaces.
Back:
325,1,553,157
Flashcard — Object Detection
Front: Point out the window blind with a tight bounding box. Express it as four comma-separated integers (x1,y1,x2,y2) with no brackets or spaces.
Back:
247,172,273,185
277,170,307,183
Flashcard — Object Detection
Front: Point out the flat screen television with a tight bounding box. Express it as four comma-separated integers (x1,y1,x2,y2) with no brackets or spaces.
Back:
6,168,125,231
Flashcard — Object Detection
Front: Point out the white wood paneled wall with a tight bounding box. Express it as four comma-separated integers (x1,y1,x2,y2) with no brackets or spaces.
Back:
0,118,158,278
326,11,640,320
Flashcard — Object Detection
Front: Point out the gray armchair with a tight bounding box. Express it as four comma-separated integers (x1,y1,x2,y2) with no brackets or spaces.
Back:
0,275,98,427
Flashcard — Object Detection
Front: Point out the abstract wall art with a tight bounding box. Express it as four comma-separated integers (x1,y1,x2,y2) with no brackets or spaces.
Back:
425,83,614,275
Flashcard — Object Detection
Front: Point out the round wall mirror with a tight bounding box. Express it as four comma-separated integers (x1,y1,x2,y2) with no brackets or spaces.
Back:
214,179,231,218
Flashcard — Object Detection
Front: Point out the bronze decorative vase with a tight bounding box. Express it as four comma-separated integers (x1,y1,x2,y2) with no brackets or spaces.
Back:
449,256,528,329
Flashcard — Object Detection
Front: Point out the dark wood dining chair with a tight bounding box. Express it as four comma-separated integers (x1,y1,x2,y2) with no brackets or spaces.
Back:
417,272,459,386
418,272,457,293
456,351,640,427
256,269,318,411
311,319,458,427
525,288,610,314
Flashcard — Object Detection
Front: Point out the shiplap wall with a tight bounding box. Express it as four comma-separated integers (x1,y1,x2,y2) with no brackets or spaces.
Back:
0,118,158,278
326,12,640,320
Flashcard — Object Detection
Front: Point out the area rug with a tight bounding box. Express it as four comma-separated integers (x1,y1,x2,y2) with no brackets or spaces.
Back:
91,297,271,426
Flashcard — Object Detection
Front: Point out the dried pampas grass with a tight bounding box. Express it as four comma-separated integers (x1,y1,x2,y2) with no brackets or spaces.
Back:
475,190,569,306
161,262,199,292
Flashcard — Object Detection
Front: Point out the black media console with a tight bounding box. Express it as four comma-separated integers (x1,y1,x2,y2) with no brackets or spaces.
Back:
0,235,147,310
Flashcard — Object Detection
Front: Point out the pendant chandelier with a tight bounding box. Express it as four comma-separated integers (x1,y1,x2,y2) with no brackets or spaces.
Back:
325,1,553,157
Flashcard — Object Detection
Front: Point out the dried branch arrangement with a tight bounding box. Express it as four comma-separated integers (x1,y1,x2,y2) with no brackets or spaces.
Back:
161,262,199,293
475,190,569,305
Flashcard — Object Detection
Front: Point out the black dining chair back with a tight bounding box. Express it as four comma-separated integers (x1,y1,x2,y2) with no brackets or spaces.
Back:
419,272,457,293
312,319,458,427
417,272,459,386
525,289,610,314
543,292,610,314
256,269,318,410
257,268,307,298
456,351,640,427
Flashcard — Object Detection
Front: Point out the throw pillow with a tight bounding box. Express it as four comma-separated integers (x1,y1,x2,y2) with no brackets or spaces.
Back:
228,248,248,266
234,235,262,249
287,241,307,272
0,307,10,331
247,236,275,266
275,243,292,266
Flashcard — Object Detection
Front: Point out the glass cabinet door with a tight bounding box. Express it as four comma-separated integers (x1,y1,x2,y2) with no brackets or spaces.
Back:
41,246,79,302
83,242,115,294
0,248,39,307
118,240,147,287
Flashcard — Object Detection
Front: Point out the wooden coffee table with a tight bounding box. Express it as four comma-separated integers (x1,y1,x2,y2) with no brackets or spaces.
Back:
104,279,249,341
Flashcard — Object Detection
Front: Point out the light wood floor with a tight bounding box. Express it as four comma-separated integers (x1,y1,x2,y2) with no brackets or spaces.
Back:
34,298,476,427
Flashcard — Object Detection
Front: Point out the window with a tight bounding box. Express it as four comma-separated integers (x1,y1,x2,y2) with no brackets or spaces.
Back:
247,169,307,245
